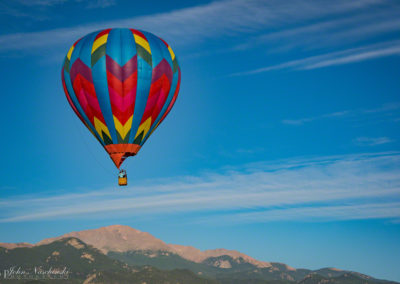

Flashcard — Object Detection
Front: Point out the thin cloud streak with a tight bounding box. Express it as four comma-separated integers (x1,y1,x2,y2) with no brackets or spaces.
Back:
202,202,400,224
1,152,399,223
282,102,400,126
85,0,116,9
282,111,350,125
353,137,394,146
14,0,67,6
303,45,400,69
229,40,400,76
233,7,400,52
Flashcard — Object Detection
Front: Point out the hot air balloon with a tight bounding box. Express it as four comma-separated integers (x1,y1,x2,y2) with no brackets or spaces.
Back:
61,28,181,186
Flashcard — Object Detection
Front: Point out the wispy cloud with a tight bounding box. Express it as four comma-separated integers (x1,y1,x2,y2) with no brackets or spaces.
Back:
11,0,116,8
0,0,116,22
282,102,400,126
353,137,394,146
0,0,386,53
1,152,399,223
282,111,350,125
203,202,400,224
85,0,116,9
14,0,67,6
233,7,400,52
229,40,400,76
0,1,49,20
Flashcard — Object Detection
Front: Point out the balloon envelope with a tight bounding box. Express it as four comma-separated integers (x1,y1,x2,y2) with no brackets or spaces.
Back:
61,28,181,168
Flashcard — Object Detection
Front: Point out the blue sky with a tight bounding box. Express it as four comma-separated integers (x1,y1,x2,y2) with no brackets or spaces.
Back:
0,0,400,281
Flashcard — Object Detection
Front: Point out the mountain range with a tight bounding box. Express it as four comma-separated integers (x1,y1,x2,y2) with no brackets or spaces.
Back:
0,225,397,284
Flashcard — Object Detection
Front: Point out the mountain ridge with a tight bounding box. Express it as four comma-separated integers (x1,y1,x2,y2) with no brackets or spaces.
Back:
3,224,274,269
0,224,395,284
0,237,217,283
